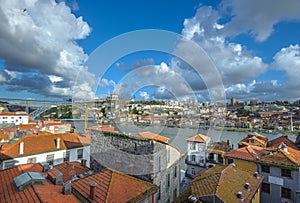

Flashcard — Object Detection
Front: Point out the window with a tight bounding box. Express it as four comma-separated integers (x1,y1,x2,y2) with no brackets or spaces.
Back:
167,173,170,189
4,161,15,169
227,158,234,164
261,165,270,173
27,157,37,164
46,154,54,165
174,166,177,178
191,167,195,175
191,155,196,162
208,153,214,161
281,169,292,178
190,143,196,150
262,183,270,194
281,187,292,199
218,154,223,163
63,151,70,162
77,148,83,159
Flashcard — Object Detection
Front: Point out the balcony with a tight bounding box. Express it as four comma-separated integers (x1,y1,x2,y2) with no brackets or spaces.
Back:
185,157,206,167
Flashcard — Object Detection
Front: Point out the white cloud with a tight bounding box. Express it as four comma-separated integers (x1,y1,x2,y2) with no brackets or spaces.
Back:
221,0,300,42
0,0,94,98
139,91,150,100
181,6,268,86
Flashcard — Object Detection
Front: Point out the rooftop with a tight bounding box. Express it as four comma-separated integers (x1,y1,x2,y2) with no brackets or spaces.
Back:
52,161,90,183
267,135,298,150
0,132,90,160
0,163,79,203
138,131,170,143
224,145,266,162
190,164,263,203
186,134,210,143
72,168,158,203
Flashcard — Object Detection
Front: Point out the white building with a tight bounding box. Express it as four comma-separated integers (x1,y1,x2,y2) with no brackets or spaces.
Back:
0,132,90,170
185,134,211,178
0,112,29,125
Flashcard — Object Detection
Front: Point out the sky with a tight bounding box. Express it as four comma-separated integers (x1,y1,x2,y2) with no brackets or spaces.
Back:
0,0,300,103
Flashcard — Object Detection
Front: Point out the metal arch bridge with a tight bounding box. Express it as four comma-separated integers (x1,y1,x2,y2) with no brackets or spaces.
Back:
0,97,72,118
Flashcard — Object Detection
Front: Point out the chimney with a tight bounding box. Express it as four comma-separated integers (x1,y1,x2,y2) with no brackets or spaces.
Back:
56,138,60,149
63,180,72,195
244,182,250,191
254,172,260,179
81,159,87,167
236,191,244,200
89,181,97,200
19,141,24,155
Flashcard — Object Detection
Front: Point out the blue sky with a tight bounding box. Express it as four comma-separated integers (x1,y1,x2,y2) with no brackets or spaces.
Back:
0,0,300,102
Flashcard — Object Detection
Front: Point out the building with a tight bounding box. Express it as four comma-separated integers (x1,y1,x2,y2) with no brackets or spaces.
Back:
238,133,268,148
224,145,266,172
0,162,81,202
258,144,300,203
72,168,158,202
0,161,157,203
190,164,263,203
0,111,29,125
225,135,300,203
89,129,181,203
175,164,263,203
0,132,90,170
207,140,232,165
185,134,211,178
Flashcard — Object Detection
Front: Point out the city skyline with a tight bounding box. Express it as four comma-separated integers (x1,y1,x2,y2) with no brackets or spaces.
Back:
0,0,300,102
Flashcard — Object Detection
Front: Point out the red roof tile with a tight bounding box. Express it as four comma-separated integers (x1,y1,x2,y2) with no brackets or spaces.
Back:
191,164,263,203
53,162,89,183
72,168,158,203
0,133,9,141
268,136,298,150
0,132,90,160
224,145,266,162
138,131,170,143
186,134,210,143
0,163,79,203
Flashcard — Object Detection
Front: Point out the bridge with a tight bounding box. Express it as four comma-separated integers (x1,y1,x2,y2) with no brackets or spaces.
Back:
0,97,72,118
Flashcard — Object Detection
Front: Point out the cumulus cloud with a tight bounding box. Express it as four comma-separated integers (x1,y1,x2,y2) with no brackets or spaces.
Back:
221,0,300,42
271,44,300,99
0,0,95,98
181,6,268,86
139,91,150,100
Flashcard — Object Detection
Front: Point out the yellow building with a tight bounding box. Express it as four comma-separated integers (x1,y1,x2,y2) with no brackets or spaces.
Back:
224,145,266,173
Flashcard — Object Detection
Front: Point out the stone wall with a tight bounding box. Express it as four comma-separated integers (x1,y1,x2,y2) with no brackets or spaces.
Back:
90,130,181,203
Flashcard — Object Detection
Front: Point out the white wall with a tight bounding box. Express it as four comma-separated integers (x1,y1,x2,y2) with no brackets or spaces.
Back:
1,145,90,170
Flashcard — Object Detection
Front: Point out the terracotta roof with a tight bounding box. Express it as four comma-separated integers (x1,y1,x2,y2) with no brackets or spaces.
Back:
0,163,79,203
260,146,300,167
138,131,170,143
224,145,266,162
72,168,158,203
0,133,9,141
268,136,298,150
207,141,231,154
186,134,210,143
0,132,90,160
190,164,263,203
89,125,119,133
0,112,28,116
53,162,89,183
19,124,38,131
